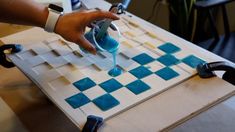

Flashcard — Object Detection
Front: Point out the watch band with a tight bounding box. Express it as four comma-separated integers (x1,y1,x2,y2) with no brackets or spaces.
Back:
44,4,63,32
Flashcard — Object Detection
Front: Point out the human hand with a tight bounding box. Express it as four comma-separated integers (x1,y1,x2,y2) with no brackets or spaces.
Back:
54,10,119,54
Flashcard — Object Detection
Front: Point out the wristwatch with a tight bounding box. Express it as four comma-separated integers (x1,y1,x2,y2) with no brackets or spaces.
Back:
44,4,64,32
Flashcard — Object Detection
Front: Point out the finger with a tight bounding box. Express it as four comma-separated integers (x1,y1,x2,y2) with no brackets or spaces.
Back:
82,27,86,33
87,23,93,28
88,10,119,22
76,35,97,55
88,22,99,29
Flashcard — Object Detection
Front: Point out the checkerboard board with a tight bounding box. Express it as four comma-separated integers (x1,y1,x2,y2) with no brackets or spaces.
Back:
9,15,207,129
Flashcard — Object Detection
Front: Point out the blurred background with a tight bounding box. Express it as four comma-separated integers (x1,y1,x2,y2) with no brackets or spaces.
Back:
107,0,235,42
1,0,234,43
1,0,235,62
106,0,235,62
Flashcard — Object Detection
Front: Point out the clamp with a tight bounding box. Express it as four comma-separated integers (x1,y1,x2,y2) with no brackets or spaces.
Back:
95,1,130,40
109,0,131,14
109,3,126,15
0,44,23,68
197,61,235,85
82,115,104,132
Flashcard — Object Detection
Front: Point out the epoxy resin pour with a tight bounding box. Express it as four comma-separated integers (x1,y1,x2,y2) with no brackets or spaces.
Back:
84,21,123,77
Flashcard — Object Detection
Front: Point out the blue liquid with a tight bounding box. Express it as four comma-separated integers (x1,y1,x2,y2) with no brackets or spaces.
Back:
97,35,119,52
97,35,122,77
108,52,122,77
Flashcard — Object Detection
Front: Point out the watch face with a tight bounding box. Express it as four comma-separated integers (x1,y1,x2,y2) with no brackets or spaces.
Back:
49,4,64,12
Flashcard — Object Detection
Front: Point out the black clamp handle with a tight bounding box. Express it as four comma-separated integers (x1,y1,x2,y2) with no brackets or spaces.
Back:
82,115,103,132
109,3,125,14
0,44,23,68
109,0,131,14
197,61,235,85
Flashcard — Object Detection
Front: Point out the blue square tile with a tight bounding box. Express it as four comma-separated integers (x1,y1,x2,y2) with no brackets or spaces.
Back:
129,66,152,79
65,93,90,109
182,55,205,68
155,67,179,80
73,77,96,91
126,80,150,95
132,53,155,65
99,78,123,93
157,54,179,66
158,42,181,54
93,94,120,111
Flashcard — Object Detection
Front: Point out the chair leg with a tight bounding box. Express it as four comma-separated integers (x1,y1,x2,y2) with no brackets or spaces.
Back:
221,5,230,38
208,9,220,41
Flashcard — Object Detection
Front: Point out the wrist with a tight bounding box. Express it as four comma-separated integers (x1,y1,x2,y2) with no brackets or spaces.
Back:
54,15,63,34
39,6,49,28
44,4,64,32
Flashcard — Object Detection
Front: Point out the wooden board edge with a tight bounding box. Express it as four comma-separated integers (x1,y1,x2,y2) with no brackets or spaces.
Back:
161,90,235,131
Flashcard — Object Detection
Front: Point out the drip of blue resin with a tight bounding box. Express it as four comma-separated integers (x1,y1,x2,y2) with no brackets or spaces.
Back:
108,52,122,77
97,34,122,77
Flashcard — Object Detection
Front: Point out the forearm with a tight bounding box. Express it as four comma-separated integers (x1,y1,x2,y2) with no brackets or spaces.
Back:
0,0,119,54
0,0,48,28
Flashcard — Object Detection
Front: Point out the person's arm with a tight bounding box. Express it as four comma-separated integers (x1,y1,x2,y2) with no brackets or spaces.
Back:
0,0,119,54
0,0,48,28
